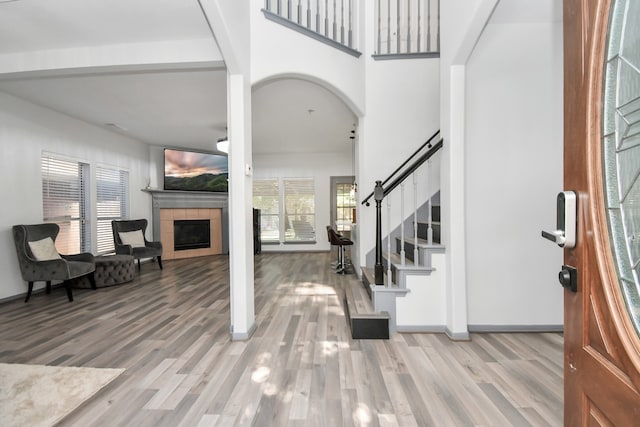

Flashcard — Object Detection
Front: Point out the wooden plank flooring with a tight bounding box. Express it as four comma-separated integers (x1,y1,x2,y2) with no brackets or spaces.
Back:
0,252,563,426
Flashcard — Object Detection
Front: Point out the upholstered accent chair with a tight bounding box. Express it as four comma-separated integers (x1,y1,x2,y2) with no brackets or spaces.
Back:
12,223,96,302
111,219,163,270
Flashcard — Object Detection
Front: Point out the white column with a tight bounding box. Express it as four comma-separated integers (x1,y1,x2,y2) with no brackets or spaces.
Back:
443,65,469,340
227,72,255,340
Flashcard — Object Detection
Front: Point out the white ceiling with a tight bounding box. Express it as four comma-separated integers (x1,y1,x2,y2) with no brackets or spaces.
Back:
0,0,356,155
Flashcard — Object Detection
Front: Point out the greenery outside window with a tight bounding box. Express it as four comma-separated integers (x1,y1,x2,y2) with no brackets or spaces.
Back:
253,178,280,243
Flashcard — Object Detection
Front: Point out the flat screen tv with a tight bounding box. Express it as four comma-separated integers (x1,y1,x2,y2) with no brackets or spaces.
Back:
164,148,228,192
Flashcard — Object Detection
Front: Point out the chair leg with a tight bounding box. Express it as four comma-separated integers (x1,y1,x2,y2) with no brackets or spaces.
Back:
88,273,97,290
64,281,73,302
25,282,34,303
336,245,345,274
137,259,141,271
46,281,52,294
157,256,163,270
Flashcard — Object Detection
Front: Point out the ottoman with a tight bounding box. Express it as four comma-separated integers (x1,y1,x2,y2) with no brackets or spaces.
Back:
73,254,135,288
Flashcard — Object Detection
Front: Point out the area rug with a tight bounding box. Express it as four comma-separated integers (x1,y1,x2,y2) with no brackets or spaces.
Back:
0,363,124,427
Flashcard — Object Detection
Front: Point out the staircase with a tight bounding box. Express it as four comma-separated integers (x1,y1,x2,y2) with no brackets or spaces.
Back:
343,131,445,339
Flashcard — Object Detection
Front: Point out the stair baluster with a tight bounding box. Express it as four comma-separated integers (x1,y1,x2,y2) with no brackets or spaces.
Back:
374,181,384,285
387,197,392,285
400,182,406,265
406,0,411,53
413,173,419,264
427,158,433,245
348,0,353,47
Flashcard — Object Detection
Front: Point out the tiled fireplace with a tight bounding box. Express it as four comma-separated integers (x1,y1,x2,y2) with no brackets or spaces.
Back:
145,189,229,259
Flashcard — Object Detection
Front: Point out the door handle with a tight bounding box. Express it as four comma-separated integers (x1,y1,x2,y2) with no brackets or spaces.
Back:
542,191,576,248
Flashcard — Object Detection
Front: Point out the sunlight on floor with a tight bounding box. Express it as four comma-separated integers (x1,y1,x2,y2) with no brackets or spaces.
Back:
294,282,337,295
354,402,372,425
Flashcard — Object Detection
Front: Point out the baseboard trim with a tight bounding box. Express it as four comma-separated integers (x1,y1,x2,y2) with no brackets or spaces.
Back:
445,327,471,341
231,322,257,341
468,324,564,333
396,325,446,334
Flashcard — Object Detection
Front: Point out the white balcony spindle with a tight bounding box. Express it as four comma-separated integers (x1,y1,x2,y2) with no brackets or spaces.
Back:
333,0,337,40
400,183,406,265
396,0,401,53
387,0,391,53
427,0,431,51
348,0,353,47
437,0,440,51
417,0,421,52
340,0,345,44
324,0,328,36
406,0,411,53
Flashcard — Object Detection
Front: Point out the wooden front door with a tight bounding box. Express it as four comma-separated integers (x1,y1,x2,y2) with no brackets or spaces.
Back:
564,0,640,424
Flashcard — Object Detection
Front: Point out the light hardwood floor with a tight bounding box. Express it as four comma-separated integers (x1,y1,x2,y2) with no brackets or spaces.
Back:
0,252,563,426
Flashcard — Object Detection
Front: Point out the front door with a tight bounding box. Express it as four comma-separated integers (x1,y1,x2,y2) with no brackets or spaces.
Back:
564,0,640,424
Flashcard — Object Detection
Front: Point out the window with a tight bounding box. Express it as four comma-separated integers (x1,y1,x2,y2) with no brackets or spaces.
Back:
284,178,316,243
42,154,90,254
335,181,356,232
96,166,129,254
253,179,280,242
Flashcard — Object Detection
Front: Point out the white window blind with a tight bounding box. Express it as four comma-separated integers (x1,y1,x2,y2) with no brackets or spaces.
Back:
42,154,90,254
253,179,280,242
96,166,130,254
284,178,316,242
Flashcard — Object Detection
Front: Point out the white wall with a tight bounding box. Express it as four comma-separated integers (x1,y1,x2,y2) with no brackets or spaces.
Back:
253,152,352,252
250,1,364,115
0,92,152,301
465,20,564,327
354,0,441,276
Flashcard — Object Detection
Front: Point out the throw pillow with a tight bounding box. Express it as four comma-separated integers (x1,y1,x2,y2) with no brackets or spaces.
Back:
28,237,62,261
119,230,146,248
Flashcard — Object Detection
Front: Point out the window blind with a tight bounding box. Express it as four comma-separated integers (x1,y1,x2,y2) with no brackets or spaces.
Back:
96,166,130,254
253,179,280,242
42,154,90,254
284,178,316,242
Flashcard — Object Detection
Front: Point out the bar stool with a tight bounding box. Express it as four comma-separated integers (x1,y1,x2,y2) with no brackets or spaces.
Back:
327,226,353,274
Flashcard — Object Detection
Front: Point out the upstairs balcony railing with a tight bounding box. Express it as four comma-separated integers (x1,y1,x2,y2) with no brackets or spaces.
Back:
374,0,440,59
263,1,439,59
263,0,361,57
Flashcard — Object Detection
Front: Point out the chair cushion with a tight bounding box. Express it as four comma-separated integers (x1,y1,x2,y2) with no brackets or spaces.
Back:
28,237,62,261
119,230,146,248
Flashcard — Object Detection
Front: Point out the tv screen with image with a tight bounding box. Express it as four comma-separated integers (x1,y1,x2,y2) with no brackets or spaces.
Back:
164,148,228,192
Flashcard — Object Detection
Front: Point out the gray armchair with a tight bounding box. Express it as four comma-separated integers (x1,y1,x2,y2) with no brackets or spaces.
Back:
12,223,96,302
112,219,163,270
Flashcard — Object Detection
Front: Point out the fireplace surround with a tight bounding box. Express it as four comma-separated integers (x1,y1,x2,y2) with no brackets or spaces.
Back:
145,189,229,259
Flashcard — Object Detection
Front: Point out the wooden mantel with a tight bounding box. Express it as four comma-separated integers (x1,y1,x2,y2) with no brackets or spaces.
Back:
143,189,229,254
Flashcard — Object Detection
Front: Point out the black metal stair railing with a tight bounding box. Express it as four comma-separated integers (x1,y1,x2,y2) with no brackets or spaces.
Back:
362,130,443,285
